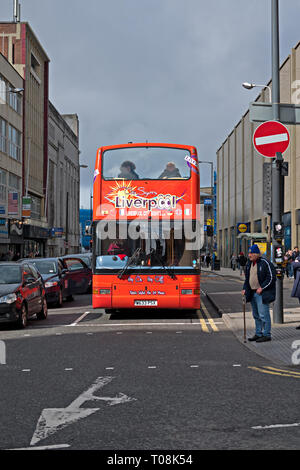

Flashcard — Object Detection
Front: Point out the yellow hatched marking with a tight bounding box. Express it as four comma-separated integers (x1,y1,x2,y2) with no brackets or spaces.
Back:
196,310,209,333
201,302,219,332
264,366,300,377
248,366,300,379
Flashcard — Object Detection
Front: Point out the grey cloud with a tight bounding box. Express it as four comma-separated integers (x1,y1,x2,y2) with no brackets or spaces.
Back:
2,0,300,206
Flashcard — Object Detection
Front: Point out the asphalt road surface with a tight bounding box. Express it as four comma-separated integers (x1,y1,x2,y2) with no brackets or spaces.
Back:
0,275,299,451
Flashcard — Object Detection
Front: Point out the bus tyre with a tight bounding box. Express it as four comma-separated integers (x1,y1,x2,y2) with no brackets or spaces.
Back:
17,303,27,329
37,297,48,320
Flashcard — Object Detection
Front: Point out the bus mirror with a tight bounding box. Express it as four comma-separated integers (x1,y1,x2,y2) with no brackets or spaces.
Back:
85,221,92,235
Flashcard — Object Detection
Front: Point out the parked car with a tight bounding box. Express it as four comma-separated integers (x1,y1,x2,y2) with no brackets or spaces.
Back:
0,261,47,329
62,252,92,269
19,257,91,307
62,253,92,292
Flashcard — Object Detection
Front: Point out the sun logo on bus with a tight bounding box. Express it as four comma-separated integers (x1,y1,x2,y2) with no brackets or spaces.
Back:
105,180,137,204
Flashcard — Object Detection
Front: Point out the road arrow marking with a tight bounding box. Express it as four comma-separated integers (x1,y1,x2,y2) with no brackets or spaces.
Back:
30,376,136,446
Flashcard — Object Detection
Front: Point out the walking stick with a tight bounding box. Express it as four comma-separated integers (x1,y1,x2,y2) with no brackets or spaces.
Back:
243,295,247,343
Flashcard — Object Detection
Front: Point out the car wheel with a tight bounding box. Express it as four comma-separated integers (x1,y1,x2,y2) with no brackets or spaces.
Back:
17,303,27,329
37,297,48,320
55,289,63,308
66,295,74,302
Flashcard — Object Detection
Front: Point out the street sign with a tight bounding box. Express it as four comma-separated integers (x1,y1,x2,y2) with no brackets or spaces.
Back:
250,102,300,124
253,121,290,158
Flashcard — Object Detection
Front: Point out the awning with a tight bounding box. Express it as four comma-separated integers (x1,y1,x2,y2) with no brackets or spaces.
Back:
237,232,268,240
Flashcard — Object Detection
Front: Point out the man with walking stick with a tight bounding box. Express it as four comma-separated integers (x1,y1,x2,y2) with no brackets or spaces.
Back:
241,245,276,342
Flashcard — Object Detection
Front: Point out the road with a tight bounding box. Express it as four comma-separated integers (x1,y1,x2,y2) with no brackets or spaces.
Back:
0,272,299,451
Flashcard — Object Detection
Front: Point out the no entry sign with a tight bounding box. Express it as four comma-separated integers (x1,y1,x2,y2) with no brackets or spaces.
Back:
253,121,290,158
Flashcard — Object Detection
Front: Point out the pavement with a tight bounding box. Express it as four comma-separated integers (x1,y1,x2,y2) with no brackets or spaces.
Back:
202,266,300,367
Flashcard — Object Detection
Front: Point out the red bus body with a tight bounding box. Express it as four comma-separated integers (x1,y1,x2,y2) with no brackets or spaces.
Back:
92,143,201,311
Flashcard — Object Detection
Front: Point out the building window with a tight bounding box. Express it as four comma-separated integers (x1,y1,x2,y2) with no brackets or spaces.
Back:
8,85,22,114
0,118,7,154
30,194,41,220
8,124,21,161
0,169,7,203
0,74,7,104
8,173,20,191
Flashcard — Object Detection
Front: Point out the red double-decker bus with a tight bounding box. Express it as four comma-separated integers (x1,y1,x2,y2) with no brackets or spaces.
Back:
92,143,202,313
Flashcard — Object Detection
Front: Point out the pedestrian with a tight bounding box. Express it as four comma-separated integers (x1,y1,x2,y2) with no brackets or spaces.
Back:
242,244,276,342
292,246,300,261
231,253,237,271
12,252,20,261
205,253,211,268
291,256,300,330
238,252,247,276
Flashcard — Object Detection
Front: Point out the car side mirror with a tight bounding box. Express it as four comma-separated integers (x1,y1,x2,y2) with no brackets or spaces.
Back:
61,268,68,274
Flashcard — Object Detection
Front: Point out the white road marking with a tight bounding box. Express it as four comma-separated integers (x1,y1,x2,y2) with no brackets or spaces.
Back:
255,132,288,146
0,340,6,365
22,369,31,372
65,368,73,371
7,444,71,450
190,365,199,368
69,311,91,326
233,364,242,367
30,376,136,446
148,366,157,369
252,422,300,430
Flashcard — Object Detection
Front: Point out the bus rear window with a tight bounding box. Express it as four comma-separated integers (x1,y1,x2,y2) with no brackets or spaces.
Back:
102,147,192,180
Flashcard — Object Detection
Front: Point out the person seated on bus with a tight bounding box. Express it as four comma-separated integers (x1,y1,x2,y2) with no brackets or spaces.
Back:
118,161,139,180
158,162,181,179
107,239,130,259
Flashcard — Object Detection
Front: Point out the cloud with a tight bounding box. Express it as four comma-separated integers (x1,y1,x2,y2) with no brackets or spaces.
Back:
2,0,300,206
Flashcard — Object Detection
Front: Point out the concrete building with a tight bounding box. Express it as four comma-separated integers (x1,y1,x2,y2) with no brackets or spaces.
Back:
47,102,80,256
0,20,50,256
0,13,81,257
0,52,23,257
217,40,300,267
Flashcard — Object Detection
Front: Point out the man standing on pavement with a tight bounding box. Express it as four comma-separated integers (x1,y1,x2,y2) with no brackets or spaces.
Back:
242,244,276,343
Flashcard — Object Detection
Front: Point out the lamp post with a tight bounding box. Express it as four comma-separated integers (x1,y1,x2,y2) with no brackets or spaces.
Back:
199,161,214,253
242,82,272,103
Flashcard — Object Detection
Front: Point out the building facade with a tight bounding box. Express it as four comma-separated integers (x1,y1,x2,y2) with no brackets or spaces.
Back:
217,41,300,267
0,52,23,258
0,18,81,258
47,102,80,256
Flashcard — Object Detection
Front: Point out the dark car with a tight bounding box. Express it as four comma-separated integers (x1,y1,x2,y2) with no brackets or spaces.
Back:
62,253,92,269
62,253,92,292
0,262,47,329
19,257,91,307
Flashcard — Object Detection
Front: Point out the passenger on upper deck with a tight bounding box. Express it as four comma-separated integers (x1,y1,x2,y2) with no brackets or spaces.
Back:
118,161,139,180
158,162,181,179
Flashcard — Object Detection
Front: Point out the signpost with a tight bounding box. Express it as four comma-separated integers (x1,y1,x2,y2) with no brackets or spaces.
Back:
253,121,290,158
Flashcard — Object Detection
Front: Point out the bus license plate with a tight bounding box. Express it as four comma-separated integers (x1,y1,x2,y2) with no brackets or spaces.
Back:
134,300,157,306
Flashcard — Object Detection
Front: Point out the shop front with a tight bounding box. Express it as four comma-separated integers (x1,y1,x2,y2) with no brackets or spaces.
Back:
23,224,50,258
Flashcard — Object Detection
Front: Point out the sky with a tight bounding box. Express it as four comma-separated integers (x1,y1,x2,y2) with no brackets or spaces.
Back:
2,0,300,208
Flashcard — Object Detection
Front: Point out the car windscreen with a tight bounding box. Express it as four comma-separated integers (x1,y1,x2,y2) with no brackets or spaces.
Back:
30,260,58,275
0,265,22,284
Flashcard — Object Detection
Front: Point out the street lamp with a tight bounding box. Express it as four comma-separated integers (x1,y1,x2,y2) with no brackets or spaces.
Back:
242,82,272,103
199,161,214,253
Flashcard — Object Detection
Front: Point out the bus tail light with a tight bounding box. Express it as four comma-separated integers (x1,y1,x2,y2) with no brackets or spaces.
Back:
181,289,193,295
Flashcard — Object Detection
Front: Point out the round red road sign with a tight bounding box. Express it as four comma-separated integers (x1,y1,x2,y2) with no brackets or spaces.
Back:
253,120,290,158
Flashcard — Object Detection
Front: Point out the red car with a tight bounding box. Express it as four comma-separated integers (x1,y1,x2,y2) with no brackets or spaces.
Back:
0,262,47,329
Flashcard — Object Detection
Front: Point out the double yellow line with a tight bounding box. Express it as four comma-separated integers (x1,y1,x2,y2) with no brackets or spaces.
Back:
249,365,300,379
198,302,219,333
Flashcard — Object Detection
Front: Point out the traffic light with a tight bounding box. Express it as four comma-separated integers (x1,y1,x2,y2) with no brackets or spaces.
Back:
274,246,284,264
207,226,214,237
273,222,284,241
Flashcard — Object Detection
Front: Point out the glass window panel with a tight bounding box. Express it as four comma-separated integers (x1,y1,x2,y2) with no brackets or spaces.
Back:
103,147,192,180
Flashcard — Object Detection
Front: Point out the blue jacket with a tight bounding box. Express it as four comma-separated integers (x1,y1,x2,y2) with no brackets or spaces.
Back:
291,260,300,303
243,257,276,304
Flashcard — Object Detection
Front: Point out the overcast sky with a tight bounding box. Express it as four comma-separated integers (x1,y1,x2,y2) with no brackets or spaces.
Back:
2,0,300,208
